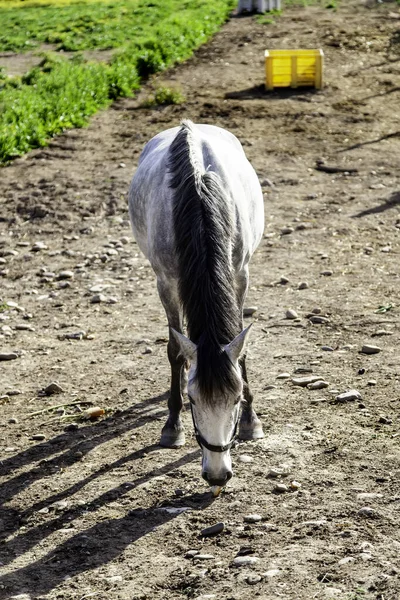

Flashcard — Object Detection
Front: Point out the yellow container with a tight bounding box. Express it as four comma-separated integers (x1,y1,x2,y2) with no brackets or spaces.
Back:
265,49,324,90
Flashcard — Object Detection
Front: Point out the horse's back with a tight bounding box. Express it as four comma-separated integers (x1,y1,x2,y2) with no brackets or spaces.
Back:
129,122,264,276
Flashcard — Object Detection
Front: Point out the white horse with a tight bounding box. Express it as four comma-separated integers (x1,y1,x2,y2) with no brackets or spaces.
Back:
129,120,264,488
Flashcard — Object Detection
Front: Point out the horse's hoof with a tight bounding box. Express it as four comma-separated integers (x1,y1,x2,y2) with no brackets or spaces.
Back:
160,428,186,448
238,415,264,441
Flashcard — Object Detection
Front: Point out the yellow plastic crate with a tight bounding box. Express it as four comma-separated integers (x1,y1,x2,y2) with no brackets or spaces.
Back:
265,49,324,90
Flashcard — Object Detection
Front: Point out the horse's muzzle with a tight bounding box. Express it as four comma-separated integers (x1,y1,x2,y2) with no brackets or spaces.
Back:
202,470,233,487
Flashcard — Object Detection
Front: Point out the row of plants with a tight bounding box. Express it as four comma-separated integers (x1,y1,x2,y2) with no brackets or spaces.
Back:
0,0,236,163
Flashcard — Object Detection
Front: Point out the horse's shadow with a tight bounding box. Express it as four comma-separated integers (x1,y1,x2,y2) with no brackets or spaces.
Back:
0,484,209,599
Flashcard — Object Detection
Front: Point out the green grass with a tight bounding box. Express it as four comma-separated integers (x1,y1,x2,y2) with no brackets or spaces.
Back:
0,0,236,163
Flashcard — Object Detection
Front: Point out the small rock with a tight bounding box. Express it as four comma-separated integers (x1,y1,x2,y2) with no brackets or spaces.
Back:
15,324,35,331
356,492,383,501
378,415,392,425
263,569,280,578
119,162,126,168
43,382,64,396
8,417,18,424
292,375,322,387
201,522,224,537
338,556,354,566
298,282,309,290
246,575,262,585
143,346,153,355
307,380,329,390
32,241,48,252
276,372,291,379
264,384,277,390
335,389,362,403
281,227,294,235
120,236,130,245
279,276,289,284
185,550,200,558
261,178,274,187
244,514,262,523
273,483,288,494
106,575,123,584
285,309,298,320
290,480,301,490
194,554,215,561
32,434,46,441
91,293,107,304
309,315,330,324
367,380,377,386
358,506,377,518
8,389,22,396
321,345,334,351
238,454,254,463
321,270,333,276
361,344,381,355
232,556,259,567
57,270,74,280
64,423,79,432
312,307,322,314
243,306,257,316
0,352,18,361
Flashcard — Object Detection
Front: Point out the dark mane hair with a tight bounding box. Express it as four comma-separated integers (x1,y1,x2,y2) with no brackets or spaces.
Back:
168,121,242,399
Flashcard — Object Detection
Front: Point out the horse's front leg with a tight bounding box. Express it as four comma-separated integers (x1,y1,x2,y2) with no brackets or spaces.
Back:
157,277,186,448
236,267,264,441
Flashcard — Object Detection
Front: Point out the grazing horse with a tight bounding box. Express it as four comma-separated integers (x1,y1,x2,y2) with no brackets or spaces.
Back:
128,120,264,488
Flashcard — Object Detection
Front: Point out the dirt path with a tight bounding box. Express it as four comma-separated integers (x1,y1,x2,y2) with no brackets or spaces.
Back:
1,2,400,599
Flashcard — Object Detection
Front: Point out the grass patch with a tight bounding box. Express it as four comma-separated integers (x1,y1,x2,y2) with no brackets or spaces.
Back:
0,0,236,163
256,9,281,24
142,86,185,107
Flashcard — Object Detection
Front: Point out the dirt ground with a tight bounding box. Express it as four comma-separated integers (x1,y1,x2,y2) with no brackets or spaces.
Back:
1,1,400,599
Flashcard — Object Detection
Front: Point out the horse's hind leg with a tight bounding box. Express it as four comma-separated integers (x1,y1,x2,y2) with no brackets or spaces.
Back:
157,277,186,448
236,267,264,441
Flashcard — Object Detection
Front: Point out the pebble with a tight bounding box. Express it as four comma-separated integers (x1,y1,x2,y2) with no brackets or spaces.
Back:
307,380,329,390
246,575,262,585
106,576,123,584
279,276,289,284
264,384,277,390
0,395,10,403
309,315,330,324
321,270,333,276
200,523,224,537
292,375,322,387
143,346,153,354
120,236,130,245
378,415,392,425
298,281,309,290
232,556,259,567
64,423,79,432
243,306,257,316
15,324,35,331
335,389,362,403
244,514,262,523
238,454,254,463
361,344,381,355
0,352,18,361
338,556,354,566
43,382,64,395
32,434,46,441
276,372,291,379
263,569,280,578
273,483,288,494
321,345,334,351
358,506,377,518
290,480,302,490
57,270,74,280
185,550,200,558
367,380,377,386
356,492,383,501
32,242,48,251
8,417,18,424
285,309,298,320
281,227,294,235
91,293,107,303
194,554,215,561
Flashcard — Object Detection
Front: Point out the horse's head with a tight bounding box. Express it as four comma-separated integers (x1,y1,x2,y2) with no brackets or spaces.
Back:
172,326,252,488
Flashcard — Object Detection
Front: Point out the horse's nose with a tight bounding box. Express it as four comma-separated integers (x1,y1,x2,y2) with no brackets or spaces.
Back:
202,470,233,487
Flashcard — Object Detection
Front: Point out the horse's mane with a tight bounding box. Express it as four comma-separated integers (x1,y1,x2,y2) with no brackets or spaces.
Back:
168,121,241,400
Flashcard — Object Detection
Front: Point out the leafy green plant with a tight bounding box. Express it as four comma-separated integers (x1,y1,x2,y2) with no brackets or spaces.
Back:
0,0,236,162
142,85,185,107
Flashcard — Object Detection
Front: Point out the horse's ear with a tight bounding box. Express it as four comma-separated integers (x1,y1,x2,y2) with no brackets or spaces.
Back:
224,324,252,363
170,328,197,361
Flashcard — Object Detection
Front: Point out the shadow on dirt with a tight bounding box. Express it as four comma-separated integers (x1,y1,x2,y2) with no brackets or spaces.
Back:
0,392,173,546
225,84,319,101
352,190,400,218
339,130,400,153
0,460,206,599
